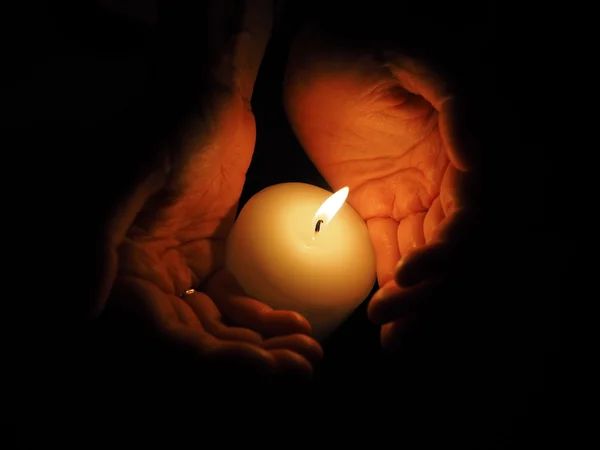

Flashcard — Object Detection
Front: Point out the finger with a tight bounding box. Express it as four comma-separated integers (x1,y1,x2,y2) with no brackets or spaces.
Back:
381,318,418,350
205,270,313,337
396,212,426,261
368,279,403,324
368,279,440,325
367,217,401,287
111,277,279,376
255,310,313,338
268,349,314,380
181,291,263,344
395,244,451,287
440,164,462,217
397,211,476,286
202,338,277,375
423,197,445,244
168,296,203,328
430,209,473,245
263,334,324,364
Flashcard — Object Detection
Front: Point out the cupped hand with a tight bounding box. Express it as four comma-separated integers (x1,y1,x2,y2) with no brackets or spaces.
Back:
101,1,322,379
284,25,479,348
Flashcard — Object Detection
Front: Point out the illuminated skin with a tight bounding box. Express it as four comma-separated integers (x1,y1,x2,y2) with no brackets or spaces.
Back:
100,1,322,378
284,25,478,348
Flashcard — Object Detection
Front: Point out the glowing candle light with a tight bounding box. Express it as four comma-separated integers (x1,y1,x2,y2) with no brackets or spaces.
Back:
226,183,376,340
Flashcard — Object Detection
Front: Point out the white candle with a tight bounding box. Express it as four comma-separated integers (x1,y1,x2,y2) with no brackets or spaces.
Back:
226,183,376,340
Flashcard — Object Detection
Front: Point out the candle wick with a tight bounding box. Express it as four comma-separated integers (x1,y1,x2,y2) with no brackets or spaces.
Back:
315,219,324,233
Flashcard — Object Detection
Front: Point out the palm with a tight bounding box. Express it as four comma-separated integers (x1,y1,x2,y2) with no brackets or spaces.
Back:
105,1,322,376
120,97,254,298
283,26,478,348
113,80,319,376
285,42,463,288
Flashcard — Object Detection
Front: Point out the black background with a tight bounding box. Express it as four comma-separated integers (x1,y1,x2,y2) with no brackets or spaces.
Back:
7,0,566,446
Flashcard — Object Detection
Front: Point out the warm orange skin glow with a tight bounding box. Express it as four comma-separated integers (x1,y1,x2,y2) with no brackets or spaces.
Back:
100,1,322,378
284,25,478,348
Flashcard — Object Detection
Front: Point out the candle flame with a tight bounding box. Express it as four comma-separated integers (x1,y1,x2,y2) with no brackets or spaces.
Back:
313,186,349,226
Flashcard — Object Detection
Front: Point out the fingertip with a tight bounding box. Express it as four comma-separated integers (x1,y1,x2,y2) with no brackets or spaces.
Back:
367,298,384,325
367,282,403,325
380,319,412,351
289,311,313,335
264,310,313,337
263,334,323,364
395,244,449,287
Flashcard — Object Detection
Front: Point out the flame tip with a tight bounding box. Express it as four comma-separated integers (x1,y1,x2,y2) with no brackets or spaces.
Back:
313,186,350,225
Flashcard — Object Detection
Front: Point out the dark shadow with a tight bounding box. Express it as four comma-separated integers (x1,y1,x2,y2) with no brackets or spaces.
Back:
10,1,565,446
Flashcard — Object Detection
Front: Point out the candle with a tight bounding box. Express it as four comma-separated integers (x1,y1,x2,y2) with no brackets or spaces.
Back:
226,183,376,340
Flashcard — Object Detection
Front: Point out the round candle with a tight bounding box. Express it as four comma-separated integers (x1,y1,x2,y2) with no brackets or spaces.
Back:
226,182,376,340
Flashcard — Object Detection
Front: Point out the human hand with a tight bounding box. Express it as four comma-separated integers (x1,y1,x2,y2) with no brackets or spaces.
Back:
283,24,480,348
102,1,322,379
